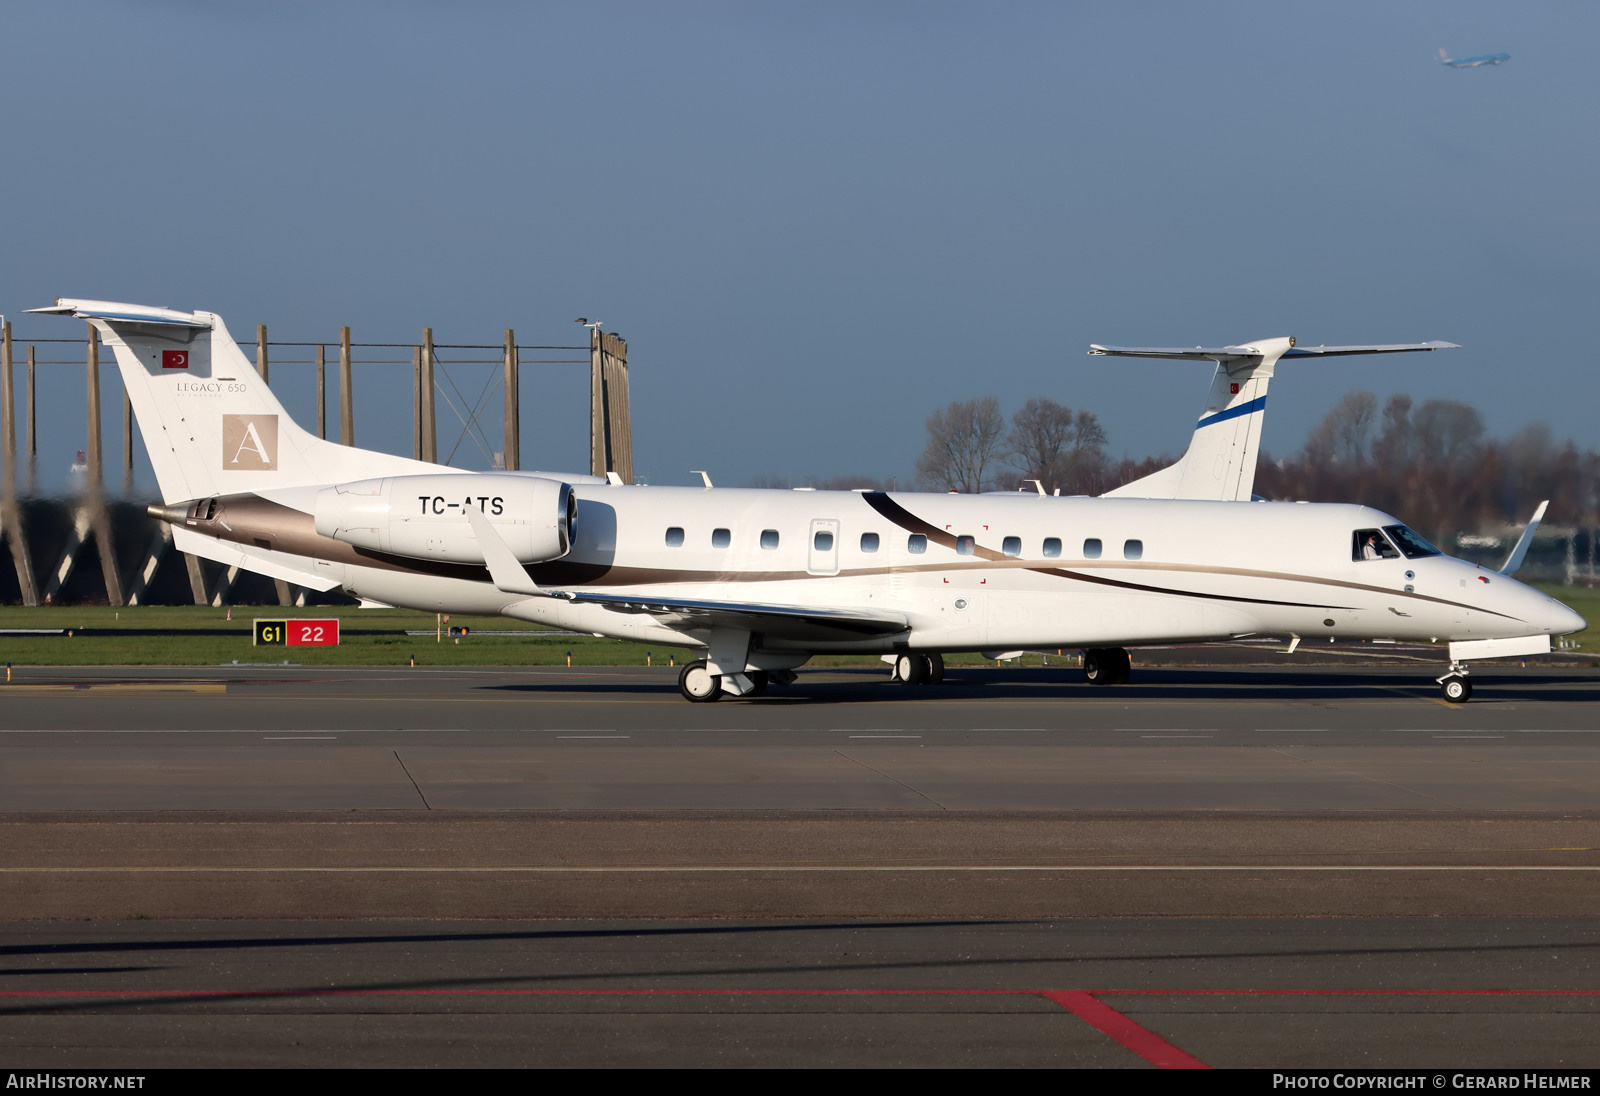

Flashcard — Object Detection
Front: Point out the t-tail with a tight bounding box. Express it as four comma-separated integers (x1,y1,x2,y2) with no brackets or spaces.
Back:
29,299,454,592
1090,337,1458,501
28,299,441,503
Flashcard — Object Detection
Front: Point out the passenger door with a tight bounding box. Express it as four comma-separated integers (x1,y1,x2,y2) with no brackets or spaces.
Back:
808,518,841,576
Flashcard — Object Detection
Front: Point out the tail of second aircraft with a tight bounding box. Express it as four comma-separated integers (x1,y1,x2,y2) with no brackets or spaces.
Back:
28,299,440,504
1090,337,1458,502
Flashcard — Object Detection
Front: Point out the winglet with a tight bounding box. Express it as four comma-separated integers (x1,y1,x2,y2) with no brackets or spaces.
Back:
1499,501,1549,576
464,504,542,595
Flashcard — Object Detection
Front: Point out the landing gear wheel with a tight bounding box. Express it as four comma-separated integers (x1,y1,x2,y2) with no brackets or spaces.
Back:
925,652,945,685
1083,648,1112,685
895,653,929,686
1084,647,1132,685
678,660,722,703
745,671,769,697
1440,675,1472,704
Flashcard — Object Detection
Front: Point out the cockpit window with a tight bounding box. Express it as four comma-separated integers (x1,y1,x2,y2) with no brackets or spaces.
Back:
1382,525,1441,559
1353,529,1400,561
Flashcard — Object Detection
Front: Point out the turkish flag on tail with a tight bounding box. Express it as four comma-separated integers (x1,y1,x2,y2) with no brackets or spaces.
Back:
162,350,188,369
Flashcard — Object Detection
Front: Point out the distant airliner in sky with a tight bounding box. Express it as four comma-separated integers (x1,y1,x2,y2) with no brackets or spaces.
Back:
1439,48,1510,69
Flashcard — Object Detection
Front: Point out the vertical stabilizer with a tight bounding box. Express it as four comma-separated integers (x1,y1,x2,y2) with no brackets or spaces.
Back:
29,299,441,503
1089,337,1458,502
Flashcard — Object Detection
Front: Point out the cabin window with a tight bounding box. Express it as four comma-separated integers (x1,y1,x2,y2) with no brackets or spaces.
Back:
908,534,927,554
860,532,880,553
1084,538,1102,559
1353,529,1400,561
956,535,976,555
1042,537,1062,559
1383,525,1442,559
712,528,731,548
813,530,835,552
1124,539,1143,560
665,527,685,547
760,529,780,550
1002,536,1021,558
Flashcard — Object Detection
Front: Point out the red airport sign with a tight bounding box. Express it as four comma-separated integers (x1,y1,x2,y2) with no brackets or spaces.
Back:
253,618,341,647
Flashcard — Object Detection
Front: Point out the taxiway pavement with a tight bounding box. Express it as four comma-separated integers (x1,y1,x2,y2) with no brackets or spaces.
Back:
3,662,1598,1068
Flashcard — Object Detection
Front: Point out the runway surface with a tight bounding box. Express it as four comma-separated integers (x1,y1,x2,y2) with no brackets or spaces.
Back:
2,662,1598,1068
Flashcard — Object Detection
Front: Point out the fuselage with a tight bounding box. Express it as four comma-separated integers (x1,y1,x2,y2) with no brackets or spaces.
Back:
176,484,1586,657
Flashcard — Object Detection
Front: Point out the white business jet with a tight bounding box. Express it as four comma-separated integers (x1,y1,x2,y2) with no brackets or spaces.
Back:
31,300,1584,703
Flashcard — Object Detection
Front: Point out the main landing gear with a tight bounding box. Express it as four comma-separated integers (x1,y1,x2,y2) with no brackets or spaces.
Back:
890,652,945,686
1083,647,1131,685
676,661,781,703
1437,662,1473,704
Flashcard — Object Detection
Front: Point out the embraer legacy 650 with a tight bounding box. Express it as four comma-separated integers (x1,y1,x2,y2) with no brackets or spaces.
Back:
32,299,1584,703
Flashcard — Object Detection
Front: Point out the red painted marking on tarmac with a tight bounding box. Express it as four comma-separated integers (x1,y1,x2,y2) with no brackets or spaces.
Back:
7,984,1597,1070
1040,991,1209,1069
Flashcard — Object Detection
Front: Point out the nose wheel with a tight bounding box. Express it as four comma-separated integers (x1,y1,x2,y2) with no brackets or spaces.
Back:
1436,662,1472,704
1438,673,1472,703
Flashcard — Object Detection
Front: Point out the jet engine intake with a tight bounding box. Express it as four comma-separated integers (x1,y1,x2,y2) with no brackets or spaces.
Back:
313,474,576,564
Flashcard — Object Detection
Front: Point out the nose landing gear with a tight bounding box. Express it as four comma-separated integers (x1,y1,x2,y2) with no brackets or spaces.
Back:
1436,661,1472,703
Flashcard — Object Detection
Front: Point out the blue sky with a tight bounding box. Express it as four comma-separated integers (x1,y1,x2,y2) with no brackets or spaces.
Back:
2,1,1594,494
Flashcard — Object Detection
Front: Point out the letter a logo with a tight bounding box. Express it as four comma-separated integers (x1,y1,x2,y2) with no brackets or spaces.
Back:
222,414,278,471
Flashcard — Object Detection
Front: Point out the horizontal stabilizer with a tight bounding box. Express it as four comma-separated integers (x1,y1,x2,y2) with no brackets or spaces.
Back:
27,299,210,328
1089,341,1458,362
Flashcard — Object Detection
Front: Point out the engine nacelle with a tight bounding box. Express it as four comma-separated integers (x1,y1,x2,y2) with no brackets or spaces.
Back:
313,474,576,564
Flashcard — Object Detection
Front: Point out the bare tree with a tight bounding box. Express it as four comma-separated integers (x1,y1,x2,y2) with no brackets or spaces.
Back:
1373,394,1415,469
1412,399,1485,467
1305,390,1377,467
1006,397,1107,494
916,397,1006,493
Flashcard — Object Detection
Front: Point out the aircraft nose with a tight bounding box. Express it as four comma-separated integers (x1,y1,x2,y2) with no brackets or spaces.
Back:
1538,596,1587,637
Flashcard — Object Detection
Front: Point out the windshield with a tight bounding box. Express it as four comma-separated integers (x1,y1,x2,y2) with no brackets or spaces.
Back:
1353,529,1399,561
1382,524,1442,559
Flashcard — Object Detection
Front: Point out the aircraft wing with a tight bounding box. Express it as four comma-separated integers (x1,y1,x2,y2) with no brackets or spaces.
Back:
1089,341,1458,362
555,590,911,641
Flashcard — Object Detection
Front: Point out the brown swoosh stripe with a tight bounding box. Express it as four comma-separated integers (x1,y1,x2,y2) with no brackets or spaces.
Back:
860,491,1519,622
